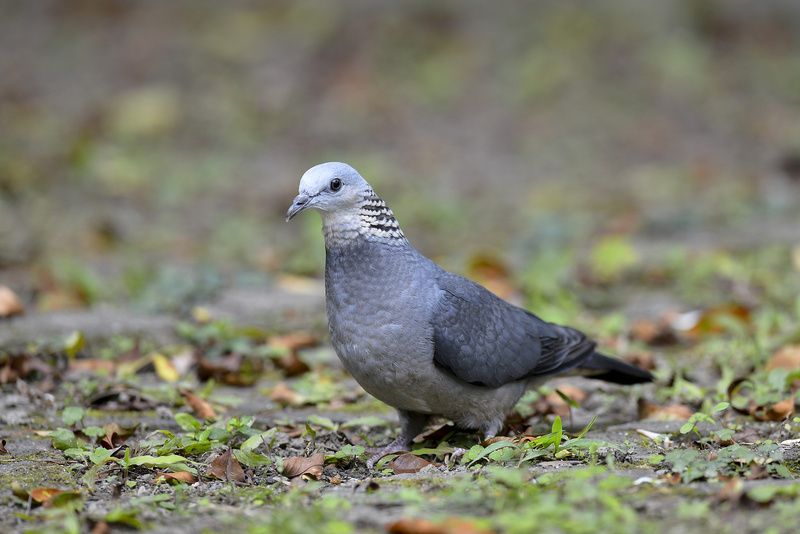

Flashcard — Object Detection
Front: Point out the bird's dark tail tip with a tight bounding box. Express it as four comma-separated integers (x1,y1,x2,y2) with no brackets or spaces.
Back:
580,352,654,385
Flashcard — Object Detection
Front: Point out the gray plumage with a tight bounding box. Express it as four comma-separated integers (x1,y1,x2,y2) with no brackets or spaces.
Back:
287,162,652,467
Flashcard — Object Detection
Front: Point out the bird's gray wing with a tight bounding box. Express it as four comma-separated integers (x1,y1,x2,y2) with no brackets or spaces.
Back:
431,272,596,388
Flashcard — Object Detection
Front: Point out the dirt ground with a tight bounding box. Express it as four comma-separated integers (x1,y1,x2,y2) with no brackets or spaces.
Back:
3,2,800,533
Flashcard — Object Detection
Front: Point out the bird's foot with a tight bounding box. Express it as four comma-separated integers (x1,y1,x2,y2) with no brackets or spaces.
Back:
365,436,411,470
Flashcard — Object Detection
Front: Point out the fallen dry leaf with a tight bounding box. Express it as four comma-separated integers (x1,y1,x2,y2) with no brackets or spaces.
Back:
766,345,800,372
12,485,84,509
759,399,795,421
728,378,796,421
196,353,260,386
68,359,116,375
89,521,112,534
637,399,693,421
86,385,157,411
623,352,657,371
152,353,179,382
179,389,217,419
0,439,10,456
269,382,306,406
207,447,246,483
0,353,55,384
746,462,769,480
269,332,317,376
388,517,495,534
153,471,198,485
685,304,751,339
0,285,25,318
281,452,324,479
716,477,743,503
99,423,137,449
388,454,440,474
466,253,519,302
732,427,761,444
530,386,587,418
630,318,677,346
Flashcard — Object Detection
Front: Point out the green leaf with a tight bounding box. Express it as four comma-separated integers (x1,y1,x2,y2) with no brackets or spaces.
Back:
82,426,107,438
50,428,80,450
233,449,272,467
467,441,519,467
126,454,197,475
241,428,279,451
64,330,85,359
89,447,112,465
82,456,119,489
555,389,579,409
105,507,145,529
307,415,338,431
746,485,782,504
175,413,202,432
61,406,86,427
304,421,317,440
589,235,639,281
572,414,598,441
333,444,366,459
679,422,695,434
710,402,730,415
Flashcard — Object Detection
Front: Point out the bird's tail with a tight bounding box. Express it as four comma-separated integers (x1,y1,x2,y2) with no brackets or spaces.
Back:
578,352,653,385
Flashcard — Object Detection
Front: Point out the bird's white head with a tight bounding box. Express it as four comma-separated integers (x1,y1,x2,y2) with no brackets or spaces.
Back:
286,162,406,245
286,162,368,222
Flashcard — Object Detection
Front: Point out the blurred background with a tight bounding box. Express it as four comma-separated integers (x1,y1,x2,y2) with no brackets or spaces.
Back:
2,0,800,323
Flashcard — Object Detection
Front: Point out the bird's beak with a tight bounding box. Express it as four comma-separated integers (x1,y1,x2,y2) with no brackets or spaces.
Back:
286,194,312,222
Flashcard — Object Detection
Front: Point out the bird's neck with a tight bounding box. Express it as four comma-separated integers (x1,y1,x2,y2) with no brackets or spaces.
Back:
321,190,409,248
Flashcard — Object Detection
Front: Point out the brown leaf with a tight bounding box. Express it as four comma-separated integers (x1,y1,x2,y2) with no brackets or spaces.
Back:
466,254,519,302
196,353,260,386
637,399,693,421
630,319,676,346
29,487,65,503
622,352,657,371
98,423,137,449
179,389,217,419
732,427,761,444
90,521,112,534
746,462,769,480
18,487,84,509
68,359,116,375
0,439,10,456
207,447,246,483
717,477,743,503
269,332,317,376
281,452,324,479
86,385,157,411
685,304,751,339
388,454,440,474
758,399,795,421
153,471,198,485
387,518,448,534
388,517,495,534
482,436,517,445
766,345,800,372
269,382,305,406
0,285,25,318
728,378,796,421
531,386,588,418
0,353,54,384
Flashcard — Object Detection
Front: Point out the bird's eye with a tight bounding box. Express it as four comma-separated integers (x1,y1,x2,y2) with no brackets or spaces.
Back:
329,178,342,192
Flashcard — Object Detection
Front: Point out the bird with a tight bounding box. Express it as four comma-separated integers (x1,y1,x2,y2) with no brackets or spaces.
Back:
286,162,653,468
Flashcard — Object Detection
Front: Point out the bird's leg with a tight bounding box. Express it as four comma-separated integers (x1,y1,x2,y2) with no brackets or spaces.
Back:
366,409,429,469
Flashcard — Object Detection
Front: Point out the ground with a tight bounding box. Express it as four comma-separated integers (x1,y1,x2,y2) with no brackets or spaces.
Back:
2,1,800,533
